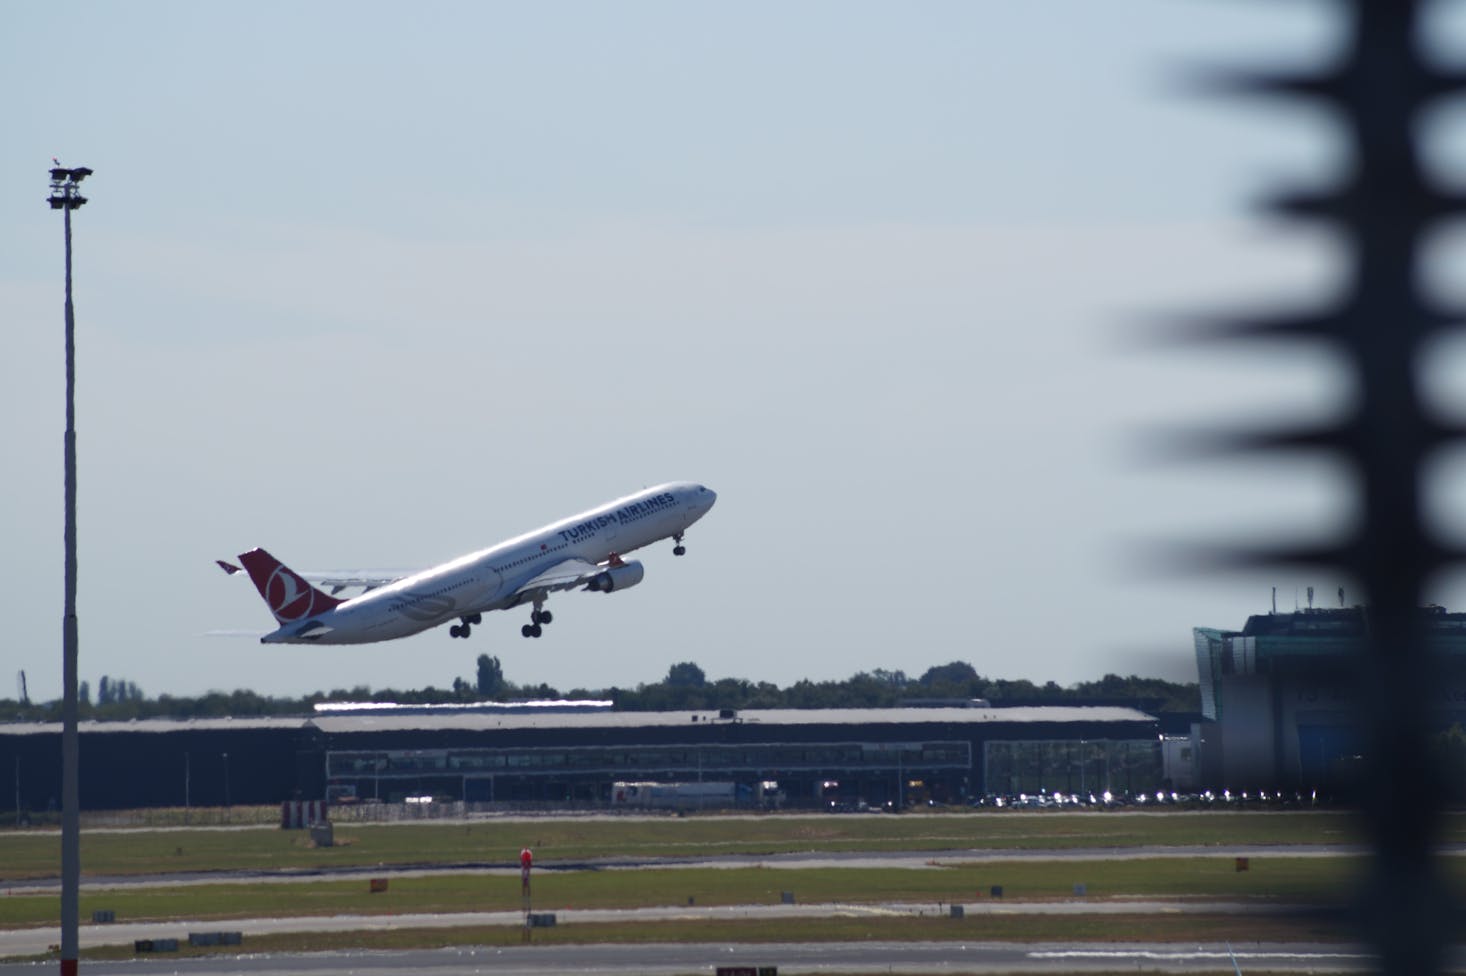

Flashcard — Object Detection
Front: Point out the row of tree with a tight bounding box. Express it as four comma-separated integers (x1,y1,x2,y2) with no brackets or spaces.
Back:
612,660,1199,713
78,676,144,706
0,656,1199,722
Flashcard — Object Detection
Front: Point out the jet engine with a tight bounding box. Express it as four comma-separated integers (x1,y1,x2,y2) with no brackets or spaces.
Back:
586,560,645,593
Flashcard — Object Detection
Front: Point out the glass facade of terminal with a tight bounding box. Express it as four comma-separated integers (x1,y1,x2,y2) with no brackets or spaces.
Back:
326,739,974,805
982,739,1162,797
325,735,1163,806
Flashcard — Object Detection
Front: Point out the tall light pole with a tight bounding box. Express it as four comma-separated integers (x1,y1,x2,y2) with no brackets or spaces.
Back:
48,162,90,976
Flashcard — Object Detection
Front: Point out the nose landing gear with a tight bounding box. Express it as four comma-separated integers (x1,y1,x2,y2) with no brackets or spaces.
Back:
673,532,687,557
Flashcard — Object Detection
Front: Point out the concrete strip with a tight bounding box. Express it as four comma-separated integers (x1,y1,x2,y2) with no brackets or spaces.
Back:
0,899,1313,958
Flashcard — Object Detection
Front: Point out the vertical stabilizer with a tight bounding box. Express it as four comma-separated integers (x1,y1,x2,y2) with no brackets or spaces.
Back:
236,548,344,624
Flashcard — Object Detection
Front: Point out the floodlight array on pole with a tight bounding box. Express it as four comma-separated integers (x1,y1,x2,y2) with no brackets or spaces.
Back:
48,162,89,976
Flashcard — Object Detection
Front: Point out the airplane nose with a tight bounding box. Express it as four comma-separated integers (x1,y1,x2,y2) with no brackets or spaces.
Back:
701,486,717,510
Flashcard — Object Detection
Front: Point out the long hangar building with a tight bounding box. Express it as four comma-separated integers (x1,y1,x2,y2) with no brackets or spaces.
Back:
1,705,1164,812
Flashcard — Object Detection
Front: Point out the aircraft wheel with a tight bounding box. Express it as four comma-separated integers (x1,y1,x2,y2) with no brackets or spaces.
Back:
530,624,543,638
449,625,463,639
521,624,534,638
535,610,553,625
467,613,482,625
673,545,686,556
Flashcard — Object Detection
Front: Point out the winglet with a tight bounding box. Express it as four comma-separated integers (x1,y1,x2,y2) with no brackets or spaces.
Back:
217,559,243,575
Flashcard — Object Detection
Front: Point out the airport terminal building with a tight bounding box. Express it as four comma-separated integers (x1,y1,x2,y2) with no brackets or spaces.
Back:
0,705,1163,813
24,601,1466,812
1193,604,1466,791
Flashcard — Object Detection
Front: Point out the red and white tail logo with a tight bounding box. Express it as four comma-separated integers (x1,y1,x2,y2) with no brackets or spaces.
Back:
237,548,343,624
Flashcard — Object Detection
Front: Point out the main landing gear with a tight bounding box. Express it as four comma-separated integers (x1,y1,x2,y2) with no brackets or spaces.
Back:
521,603,553,639
449,612,483,639
673,532,686,557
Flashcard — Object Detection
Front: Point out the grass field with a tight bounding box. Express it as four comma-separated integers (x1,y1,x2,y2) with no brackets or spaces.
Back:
0,809,1407,880
0,857,1381,927
3,810,1462,964
66,913,1358,964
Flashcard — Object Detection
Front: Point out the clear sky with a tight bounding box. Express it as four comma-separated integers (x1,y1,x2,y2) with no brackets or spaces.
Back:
6,1,1464,701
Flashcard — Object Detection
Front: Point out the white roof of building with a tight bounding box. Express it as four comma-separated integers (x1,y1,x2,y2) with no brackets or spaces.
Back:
310,706,1154,734
0,716,306,736
0,705,1156,737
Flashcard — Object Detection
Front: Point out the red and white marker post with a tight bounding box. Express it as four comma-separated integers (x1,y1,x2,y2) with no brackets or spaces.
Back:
520,848,533,940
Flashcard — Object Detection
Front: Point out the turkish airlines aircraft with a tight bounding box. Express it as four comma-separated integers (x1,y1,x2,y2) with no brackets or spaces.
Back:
219,482,716,645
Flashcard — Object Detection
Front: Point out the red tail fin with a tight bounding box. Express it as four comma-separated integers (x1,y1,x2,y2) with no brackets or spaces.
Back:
237,548,344,624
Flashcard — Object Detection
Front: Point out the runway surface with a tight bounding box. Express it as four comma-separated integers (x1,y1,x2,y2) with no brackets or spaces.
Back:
0,939,1414,975
5,825,1457,972
0,898,1335,959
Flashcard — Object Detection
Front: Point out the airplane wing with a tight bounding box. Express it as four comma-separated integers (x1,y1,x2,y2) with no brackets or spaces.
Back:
506,555,644,606
217,559,409,595
308,571,409,595
514,558,604,597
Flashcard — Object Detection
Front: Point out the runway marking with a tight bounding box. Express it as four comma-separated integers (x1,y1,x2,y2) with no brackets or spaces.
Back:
1030,949,1373,961
830,904,908,917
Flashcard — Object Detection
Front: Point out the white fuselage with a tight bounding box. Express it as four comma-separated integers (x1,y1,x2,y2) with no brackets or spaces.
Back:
261,482,716,644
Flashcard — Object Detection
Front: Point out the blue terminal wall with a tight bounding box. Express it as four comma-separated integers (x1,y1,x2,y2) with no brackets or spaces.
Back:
0,720,315,816
1193,606,1466,790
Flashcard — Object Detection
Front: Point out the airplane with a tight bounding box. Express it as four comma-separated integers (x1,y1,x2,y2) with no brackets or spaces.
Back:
218,481,716,645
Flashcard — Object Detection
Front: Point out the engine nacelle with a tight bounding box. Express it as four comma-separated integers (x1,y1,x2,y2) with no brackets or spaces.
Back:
585,560,645,593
